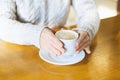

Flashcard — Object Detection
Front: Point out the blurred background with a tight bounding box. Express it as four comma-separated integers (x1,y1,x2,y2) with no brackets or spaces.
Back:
66,0,118,26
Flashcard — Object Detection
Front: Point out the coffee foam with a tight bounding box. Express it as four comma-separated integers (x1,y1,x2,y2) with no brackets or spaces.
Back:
56,31,76,40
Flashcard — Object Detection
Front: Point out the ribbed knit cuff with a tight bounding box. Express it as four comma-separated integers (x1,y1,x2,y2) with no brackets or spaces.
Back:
72,25,94,40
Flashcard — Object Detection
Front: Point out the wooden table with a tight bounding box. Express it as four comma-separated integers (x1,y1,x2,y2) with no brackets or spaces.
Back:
0,15,120,80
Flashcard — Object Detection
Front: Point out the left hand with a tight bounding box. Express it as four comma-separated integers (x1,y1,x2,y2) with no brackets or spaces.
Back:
75,30,91,54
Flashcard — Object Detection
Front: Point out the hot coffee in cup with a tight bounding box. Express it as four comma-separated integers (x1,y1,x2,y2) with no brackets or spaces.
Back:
39,30,85,65
55,30,78,58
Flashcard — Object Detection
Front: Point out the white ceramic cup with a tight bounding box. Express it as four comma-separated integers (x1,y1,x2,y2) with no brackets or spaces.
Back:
55,30,79,57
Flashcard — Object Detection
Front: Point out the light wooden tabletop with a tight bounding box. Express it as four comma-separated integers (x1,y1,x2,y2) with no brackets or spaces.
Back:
0,15,120,80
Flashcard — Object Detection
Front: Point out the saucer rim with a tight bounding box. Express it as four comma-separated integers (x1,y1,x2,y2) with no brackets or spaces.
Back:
39,50,85,65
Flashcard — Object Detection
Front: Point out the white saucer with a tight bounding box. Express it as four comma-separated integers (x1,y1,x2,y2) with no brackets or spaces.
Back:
39,50,85,65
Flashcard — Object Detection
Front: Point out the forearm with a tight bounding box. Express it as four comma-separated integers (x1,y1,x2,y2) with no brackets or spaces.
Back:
72,0,100,40
0,17,45,48
76,10,100,40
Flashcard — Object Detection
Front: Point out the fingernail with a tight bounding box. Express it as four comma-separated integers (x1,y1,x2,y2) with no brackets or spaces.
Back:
56,52,61,56
76,51,79,54
88,51,91,54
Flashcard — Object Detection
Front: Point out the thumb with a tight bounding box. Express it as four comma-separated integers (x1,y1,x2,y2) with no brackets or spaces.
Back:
84,46,91,54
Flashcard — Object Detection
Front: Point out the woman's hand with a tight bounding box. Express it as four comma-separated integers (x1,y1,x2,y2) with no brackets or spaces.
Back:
75,30,91,54
40,28,66,56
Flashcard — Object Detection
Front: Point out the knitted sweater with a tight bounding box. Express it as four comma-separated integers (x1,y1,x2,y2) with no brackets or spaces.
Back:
0,0,100,48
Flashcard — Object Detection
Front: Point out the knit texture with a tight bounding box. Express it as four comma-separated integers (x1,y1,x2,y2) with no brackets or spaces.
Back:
0,0,100,48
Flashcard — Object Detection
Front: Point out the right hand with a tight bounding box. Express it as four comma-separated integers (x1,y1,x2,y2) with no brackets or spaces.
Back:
40,28,66,56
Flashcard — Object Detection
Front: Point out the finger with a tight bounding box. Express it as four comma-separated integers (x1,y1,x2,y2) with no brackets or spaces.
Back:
75,31,89,49
75,35,85,50
76,30,88,43
49,32,64,48
52,48,62,56
84,46,91,54
76,40,90,53
75,35,89,51
78,37,90,49
45,28,63,48
50,41,66,54
48,45,62,56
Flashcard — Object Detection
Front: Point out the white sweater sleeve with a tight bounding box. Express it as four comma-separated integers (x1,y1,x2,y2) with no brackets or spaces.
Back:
0,0,44,48
72,0,100,40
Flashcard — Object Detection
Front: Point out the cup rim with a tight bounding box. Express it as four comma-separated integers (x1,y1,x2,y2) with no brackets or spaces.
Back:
55,30,78,41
